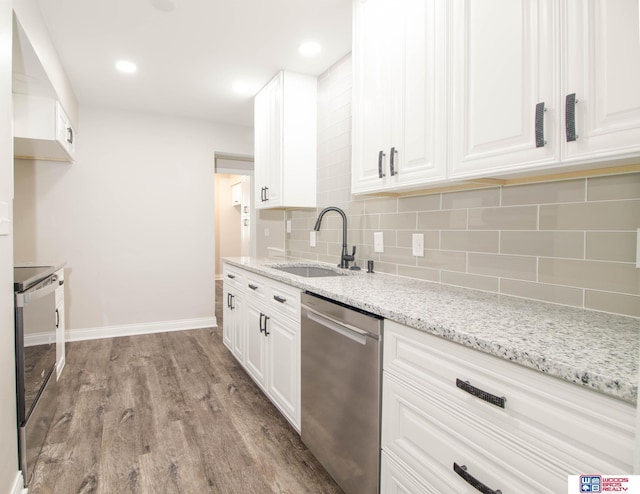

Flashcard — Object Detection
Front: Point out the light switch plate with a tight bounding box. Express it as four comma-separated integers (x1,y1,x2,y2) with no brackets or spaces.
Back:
286,220,292,233
412,233,424,257
374,232,384,253
310,231,317,247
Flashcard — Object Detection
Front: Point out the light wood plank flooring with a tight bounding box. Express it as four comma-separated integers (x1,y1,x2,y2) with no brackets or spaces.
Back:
29,286,342,493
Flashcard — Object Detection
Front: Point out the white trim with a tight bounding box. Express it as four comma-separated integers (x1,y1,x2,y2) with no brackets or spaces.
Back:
10,471,27,494
23,333,55,347
65,317,217,342
56,355,65,380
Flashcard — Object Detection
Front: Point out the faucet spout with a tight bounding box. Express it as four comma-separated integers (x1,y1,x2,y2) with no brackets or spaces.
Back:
313,207,353,269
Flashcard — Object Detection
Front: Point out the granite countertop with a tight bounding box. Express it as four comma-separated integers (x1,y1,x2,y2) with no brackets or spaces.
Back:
224,257,640,404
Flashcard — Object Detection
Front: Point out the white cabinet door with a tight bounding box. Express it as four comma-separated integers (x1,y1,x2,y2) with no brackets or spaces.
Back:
245,304,267,391
352,0,393,193
254,71,316,209
54,269,65,380
352,0,446,194
563,0,640,163
223,286,245,364
449,0,558,179
266,314,300,430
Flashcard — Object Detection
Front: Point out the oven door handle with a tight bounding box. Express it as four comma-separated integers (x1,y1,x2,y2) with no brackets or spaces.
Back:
19,281,58,305
304,307,369,345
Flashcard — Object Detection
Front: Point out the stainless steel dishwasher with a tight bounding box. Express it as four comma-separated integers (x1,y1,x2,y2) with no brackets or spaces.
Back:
301,292,383,494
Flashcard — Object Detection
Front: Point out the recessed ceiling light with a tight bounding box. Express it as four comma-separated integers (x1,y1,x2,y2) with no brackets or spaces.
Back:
299,41,322,57
116,60,137,74
232,81,259,97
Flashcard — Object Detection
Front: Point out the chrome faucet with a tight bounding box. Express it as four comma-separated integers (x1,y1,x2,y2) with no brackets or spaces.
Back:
313,206,356,269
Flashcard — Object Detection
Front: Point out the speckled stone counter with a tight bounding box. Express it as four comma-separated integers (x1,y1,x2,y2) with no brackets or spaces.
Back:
223,257,640,404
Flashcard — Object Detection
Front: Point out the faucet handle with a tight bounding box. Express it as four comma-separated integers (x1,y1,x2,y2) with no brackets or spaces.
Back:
343,245,356,262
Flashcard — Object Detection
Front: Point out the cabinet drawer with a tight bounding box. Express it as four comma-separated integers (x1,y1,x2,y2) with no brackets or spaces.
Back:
223,264,245,290
267,279,301,322
383,373,569,494
245,274,268,301
384,321,635,472
381,451,435,494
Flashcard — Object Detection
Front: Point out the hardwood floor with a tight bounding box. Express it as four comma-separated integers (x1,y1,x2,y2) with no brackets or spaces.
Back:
29,282,343,493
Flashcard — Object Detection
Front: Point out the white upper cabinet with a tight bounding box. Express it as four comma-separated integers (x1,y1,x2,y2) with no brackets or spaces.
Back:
449,0,558,179
563,0,640,163
354,0,640,192
352,0,446,194
13,94,76,162
254,71,317,209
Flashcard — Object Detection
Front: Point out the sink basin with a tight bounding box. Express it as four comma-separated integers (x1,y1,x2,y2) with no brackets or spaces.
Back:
273,265,345,278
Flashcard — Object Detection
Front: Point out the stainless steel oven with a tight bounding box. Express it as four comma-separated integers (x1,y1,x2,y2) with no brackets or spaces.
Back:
14,265,60,486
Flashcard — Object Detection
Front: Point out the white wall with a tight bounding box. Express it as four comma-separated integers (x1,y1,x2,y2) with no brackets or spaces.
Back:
0,1,20,492
14,105,252,334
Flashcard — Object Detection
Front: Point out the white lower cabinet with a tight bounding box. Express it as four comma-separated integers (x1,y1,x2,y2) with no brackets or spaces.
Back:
222,262,301,431
382,320,636,494
245,304,268,391
54,268,65,379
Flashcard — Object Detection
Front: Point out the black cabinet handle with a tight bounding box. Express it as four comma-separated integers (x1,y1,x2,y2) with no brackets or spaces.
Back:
259,313,265,332
66,127,74,144
273,295,286,303
264,187,269,201
453,463,502,494
248,284,258,290
377,150,386,178
227,273,236,279
565,93,578,142
456,378,506,409
263,315,270,336
230,294,235,310
535,102,546,148
55,308,60,329
227,293,231,308
260,187,266,202
390,147,397,176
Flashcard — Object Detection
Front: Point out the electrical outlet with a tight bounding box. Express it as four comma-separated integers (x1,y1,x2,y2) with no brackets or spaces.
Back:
412,233,424,257
264,228,270,237
310,231,317,247
374,232,384,253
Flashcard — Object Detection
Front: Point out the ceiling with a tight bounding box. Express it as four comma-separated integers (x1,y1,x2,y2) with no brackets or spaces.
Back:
34,0,353,127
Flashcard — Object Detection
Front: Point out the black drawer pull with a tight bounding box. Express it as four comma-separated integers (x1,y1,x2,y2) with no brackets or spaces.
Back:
227,274,236,279
456,379,506,408
273,295,286,303
377,150,386,178
535,102,546,148
565,93,578,142
248,284,258,290
390,146,397,176
453,463,502,494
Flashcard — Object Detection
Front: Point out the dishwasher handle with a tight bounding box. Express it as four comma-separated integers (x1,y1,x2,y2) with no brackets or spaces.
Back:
304,307,372,345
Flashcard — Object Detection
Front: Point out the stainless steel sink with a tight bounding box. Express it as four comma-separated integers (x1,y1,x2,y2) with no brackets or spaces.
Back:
273,266,345,278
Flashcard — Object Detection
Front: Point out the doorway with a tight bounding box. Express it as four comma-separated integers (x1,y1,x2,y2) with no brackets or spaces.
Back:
214,154,254,280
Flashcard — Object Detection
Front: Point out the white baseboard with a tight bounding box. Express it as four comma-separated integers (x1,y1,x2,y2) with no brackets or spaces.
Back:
66,317,218,342
10,471,26,494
